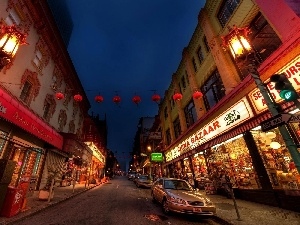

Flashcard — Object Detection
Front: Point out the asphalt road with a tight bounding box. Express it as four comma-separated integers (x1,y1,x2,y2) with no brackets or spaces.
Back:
13,176,218,225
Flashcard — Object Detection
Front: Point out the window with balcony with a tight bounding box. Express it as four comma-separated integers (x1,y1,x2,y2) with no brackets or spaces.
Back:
217,0,241,28
201,70,225,111
173,117,181,139
184,100,197,128
19,70,41,105
58,110,67,131
20,81,32,104
43,94,56,122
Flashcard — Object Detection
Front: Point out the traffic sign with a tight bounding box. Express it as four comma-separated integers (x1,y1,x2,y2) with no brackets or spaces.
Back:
260,113,291,132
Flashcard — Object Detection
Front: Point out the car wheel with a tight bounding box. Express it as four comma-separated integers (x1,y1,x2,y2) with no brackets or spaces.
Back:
162,199,170,214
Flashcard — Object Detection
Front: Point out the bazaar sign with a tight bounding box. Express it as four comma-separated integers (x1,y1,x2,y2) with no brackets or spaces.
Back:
248,54,300,114
165,97,253,162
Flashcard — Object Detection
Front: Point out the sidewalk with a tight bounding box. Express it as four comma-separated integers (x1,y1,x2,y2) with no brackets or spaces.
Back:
203,191,300,225
0,179,300,225
0,181,105,225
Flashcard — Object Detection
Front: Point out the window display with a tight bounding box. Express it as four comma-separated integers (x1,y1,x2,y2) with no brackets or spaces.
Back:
206,135,260,190
251,127,300,190
191,153,210,189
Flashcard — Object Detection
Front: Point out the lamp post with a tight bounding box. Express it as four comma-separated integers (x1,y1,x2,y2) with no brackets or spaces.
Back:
222,26,300,173
0,23,27,70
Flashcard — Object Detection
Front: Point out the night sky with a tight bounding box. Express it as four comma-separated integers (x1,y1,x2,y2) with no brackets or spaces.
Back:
64,0,205,170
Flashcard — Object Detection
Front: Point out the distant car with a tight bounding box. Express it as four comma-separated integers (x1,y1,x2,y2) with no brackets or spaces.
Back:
135,175,153,188
127,172,136,180
151,178,216,216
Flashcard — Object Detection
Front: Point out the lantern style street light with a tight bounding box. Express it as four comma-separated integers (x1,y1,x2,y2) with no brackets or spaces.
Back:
0,23,27,70
222,26,300,173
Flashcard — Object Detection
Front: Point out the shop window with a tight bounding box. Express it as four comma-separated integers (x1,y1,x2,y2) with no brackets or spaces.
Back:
206,135,260,190
192,152,210,190
251,127,300,190
217,0,241,28
201,70,226,111
184,100,197,128
0,131,8,157
173,117,181,139
20,80,33,104
166,129,171,146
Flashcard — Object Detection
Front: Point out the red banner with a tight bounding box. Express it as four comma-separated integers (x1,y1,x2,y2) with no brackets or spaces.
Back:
0,89,63,149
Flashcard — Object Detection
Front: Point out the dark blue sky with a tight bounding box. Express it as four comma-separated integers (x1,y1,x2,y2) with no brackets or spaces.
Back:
65,0,205,168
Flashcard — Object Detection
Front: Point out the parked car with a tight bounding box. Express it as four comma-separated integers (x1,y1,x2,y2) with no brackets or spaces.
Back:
127,172,136,180
151,178,216,216
135,175,153,188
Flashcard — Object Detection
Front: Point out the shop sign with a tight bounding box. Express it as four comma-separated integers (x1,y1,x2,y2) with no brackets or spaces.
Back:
248,54,300,114
0,89,63,149
150,153,163,162
85,142,105,163
165,97,253,162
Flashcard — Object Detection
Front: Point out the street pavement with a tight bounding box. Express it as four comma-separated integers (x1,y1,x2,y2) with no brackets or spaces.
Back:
0,177,299,225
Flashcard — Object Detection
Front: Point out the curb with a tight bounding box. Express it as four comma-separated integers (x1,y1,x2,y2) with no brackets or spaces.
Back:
212,215,234,225
0,183,103,225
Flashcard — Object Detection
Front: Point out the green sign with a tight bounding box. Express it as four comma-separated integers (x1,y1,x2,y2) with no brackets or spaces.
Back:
151,153,163,162
279,90,298,101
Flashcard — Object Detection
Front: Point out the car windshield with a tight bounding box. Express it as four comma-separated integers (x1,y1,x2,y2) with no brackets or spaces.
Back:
164,180,191,190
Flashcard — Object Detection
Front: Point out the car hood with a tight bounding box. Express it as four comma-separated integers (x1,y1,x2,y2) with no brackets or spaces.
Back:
166,190,209,202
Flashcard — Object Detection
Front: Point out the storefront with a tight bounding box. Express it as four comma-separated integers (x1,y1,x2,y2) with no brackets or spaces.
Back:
86,142,105,183
0,89,63,211
163,89,300,211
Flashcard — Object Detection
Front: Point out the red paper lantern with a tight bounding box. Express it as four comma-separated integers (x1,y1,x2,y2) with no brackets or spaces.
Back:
173,93,183,101
55,92,64,100
151,94,161,103
113,95,121,104
94,95,104,103
132,95,141,105
74,94,83,102
192,91,203,99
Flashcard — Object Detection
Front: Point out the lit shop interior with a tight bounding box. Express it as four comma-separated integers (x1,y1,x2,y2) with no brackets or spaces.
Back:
169,124,300,192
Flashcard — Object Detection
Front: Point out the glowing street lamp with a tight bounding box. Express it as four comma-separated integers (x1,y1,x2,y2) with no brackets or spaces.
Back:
0,23,27,70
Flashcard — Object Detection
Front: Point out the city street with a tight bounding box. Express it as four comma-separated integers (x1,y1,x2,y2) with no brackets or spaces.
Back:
12,176,218,225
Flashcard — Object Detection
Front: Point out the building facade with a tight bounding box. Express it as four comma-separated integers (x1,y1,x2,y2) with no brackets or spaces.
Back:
159,0,300,212
0,0,92,213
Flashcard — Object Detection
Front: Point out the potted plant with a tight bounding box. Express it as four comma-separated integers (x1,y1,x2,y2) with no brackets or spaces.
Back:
39,163,64,201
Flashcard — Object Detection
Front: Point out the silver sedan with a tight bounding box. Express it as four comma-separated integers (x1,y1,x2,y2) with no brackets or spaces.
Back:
151,178,216,216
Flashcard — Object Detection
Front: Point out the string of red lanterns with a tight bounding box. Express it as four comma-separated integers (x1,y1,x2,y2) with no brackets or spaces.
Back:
54,91,202,104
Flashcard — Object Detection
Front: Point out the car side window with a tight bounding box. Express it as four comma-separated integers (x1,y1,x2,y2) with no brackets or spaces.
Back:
164,180,175,189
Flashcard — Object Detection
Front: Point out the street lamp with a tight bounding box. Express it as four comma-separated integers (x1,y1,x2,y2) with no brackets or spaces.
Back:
0,23,27,70
222,26,300,173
